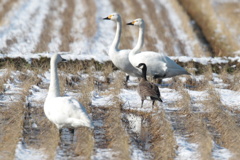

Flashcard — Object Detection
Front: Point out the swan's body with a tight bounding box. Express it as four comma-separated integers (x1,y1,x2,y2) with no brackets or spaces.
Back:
137,63,162,108
44,54,93,129
127,19,190,78
103,13,141,78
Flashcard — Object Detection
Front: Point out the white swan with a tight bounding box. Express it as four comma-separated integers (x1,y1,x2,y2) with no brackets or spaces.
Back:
44,54,93,130
127,18,190,78
103,13,142,81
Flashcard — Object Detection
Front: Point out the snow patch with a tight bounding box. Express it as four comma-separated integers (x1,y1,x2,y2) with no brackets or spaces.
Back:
15,141,47,160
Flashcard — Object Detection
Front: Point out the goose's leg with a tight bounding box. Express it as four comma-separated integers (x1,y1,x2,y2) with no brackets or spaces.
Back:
152,100,155,109
141,100,144,108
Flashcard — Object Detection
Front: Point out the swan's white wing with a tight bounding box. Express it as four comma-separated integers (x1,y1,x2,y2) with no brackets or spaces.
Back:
131,51,167,75
130,51,189,77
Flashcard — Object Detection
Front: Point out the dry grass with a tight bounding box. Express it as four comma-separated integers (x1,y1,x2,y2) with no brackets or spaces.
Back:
178,0,240,56
0,70,39,159
74,128,94,159
103,63,114,84
113,0,210,57
105,107,131,160
213,2,240,53
168,0,209,57
38,117,59,160
219,68,240,91
0,69,11,93
77,67,95,113
0,100,25,159
109,71,125,95
82,0,97,38
102,70,131,159
59,0,75,52
148,109,177,159
203,85,240,159
192,65,213,91
0,0,18,26
34,1,62,53
177,86,213,160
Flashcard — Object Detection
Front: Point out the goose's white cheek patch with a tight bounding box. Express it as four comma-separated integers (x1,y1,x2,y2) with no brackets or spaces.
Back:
146,96,152,101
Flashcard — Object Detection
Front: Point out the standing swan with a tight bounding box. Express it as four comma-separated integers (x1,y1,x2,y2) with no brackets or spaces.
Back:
137,63,163,108
103,13,141,82
44,54,93,132
127,19,190,78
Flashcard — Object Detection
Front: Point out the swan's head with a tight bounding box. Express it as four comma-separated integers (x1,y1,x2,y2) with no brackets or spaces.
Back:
103,13,121,21
51,53,67,64
126,18,144,27
136,63,147,70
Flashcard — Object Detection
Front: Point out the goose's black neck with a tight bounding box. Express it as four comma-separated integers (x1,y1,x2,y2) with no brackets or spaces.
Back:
141,64,147,80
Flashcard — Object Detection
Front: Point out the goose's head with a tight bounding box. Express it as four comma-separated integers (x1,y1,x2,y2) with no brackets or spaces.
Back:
51,53,67,64
126,18,144,27
103,13,121,21
136,63,147,70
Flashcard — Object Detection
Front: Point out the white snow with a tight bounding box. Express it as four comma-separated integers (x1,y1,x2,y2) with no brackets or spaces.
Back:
47,1,66,52
15,141,47,160
212,141,232,160
0,0,50,54
125,114,142,134
158,0,194,56
175,137,200,160
92,149,116,160
28,85,48,107
131,145,151,160
217,88,240,109
91,91,114,107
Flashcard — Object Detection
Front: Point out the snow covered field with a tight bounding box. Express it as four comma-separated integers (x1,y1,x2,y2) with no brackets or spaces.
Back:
0,60,240,160
0,0,240,159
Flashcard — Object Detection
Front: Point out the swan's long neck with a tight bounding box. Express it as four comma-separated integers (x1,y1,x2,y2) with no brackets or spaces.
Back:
131,24,145,55
110,19,122,51
48,60,60,97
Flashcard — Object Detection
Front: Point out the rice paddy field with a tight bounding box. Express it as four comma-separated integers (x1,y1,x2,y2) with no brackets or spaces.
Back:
0,0,240,159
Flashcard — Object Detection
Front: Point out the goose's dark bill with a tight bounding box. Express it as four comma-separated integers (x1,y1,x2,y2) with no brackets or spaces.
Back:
62,58,67,62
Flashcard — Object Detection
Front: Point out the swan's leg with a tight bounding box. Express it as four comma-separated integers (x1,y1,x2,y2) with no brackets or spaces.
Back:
124,74,130,88
69,128,75,143
59,128,62,136
58,129,63,144
126,74,129,82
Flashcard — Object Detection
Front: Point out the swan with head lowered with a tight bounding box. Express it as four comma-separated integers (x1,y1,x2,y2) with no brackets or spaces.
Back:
103,13,142,82
127,18,190,79
44,54,93,133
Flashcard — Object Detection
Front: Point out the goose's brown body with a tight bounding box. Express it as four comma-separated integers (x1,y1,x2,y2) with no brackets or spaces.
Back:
137,63,163,108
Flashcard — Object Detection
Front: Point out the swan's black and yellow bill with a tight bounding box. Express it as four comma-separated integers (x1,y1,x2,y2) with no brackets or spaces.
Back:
126,21,135,25
103,15,112,20
103,17,110,20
